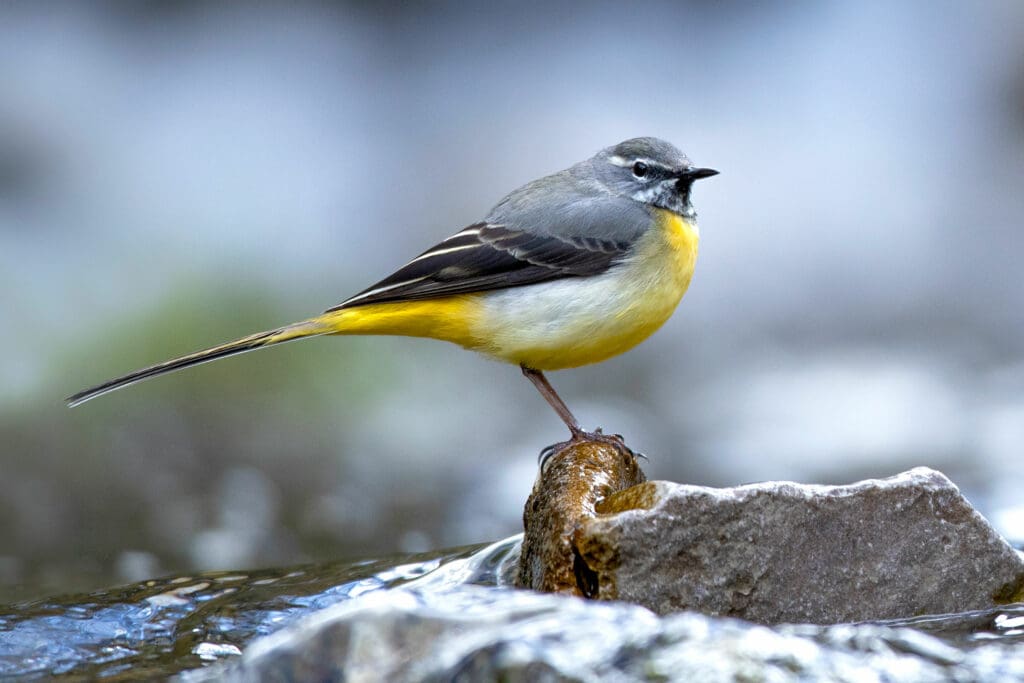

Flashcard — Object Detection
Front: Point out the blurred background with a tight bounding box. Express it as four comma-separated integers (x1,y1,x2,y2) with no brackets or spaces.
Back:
1,1,1022,602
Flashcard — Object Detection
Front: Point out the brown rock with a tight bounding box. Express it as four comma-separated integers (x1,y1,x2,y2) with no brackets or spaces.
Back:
516,438,646,594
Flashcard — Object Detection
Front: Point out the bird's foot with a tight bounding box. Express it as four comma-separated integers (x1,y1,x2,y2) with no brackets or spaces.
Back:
537,427,645,470
574,427,630,452
580,428,648,460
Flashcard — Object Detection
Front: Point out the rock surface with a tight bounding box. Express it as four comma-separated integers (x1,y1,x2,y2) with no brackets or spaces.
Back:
516,439,645,594
574,467,1024,623
179,584,1024,683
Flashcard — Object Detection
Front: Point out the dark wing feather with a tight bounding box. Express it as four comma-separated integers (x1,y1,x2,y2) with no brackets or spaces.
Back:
328,222,629,311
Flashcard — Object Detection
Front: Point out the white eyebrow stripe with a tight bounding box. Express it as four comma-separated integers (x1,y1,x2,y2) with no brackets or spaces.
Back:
609,155,673,171
341,276,429,305
406,243,480,265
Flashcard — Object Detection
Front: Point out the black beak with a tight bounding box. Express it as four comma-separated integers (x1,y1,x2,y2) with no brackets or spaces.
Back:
680,167,719,181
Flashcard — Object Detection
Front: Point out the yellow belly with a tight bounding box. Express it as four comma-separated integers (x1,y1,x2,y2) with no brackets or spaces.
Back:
320,209,699,370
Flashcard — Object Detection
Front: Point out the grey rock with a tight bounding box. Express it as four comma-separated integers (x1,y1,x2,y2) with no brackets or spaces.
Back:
574,467,1024,623
180,585,1024,683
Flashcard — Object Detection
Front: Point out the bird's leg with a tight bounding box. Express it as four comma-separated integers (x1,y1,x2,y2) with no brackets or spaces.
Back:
520,365,584,438
520,365,634,457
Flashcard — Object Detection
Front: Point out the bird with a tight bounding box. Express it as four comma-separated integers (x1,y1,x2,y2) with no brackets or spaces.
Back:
67,137,717,445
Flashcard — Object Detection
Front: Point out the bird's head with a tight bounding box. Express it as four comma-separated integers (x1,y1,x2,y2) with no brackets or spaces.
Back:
590,137,717,217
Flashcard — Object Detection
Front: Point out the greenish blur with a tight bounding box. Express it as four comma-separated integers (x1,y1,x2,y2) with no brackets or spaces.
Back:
2,278,409,602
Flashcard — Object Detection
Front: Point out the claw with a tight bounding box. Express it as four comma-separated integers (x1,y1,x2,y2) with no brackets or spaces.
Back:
537,443,559,470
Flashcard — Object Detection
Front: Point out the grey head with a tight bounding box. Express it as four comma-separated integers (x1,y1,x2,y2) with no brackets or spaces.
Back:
486,137,717,242
578,137,718,218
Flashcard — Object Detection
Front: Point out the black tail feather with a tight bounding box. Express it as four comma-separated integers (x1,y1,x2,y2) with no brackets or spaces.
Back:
66,321,325,407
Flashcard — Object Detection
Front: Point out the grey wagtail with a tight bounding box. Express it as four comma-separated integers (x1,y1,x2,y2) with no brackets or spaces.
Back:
67,137,717,442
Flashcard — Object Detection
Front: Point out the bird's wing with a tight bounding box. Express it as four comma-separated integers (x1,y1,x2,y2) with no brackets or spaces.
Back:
328,221,632,310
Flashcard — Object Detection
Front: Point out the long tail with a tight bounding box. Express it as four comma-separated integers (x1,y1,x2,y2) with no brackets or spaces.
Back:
66,318,332,407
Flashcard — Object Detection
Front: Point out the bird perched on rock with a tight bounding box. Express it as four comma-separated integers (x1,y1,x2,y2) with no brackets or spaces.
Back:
68,137,717,445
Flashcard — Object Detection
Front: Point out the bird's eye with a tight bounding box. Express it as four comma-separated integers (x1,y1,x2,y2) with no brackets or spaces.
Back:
632,161,648,178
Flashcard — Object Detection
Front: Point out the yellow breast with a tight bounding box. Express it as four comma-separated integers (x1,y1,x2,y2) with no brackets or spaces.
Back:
569,208,699,365
612,208,699,342
470,208,700,370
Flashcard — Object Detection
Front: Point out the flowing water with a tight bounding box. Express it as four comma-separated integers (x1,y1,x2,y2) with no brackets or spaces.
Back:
1,536,1022,681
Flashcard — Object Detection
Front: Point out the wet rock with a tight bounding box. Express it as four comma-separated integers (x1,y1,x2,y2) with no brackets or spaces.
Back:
516,439,645,594
179,585,1024,683
574,467,1024,623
